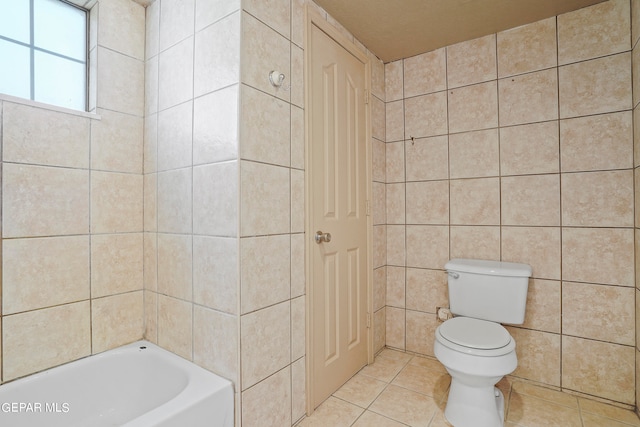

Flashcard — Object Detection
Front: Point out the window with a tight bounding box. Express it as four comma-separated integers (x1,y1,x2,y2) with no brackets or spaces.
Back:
0,0,87,111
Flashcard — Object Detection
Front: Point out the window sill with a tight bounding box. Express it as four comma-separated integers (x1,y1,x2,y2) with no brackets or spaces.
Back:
0,93,101,121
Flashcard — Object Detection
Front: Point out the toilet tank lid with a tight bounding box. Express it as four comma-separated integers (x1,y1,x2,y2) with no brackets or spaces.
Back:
445,258,532,277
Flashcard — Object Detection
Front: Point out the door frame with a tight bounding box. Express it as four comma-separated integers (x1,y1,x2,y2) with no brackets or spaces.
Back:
303,5,374,415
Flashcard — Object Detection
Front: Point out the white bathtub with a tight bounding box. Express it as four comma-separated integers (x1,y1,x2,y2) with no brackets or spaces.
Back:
0,340,234,427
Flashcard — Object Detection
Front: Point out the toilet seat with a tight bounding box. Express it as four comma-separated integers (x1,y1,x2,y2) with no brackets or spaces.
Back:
436,317,515,357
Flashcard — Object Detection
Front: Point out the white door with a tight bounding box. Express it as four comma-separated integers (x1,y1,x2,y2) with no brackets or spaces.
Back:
308,18,370,409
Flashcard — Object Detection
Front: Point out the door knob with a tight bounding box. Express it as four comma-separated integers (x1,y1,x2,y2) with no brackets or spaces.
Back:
315,231,332,244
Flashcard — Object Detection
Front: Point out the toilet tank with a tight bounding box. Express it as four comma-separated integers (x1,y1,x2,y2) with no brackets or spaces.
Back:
445,258,532,325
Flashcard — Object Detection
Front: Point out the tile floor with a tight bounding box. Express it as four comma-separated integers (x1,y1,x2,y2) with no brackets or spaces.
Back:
295,348,640,427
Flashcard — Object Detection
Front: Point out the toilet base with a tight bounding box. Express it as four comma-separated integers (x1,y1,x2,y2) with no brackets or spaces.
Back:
444,381,505,427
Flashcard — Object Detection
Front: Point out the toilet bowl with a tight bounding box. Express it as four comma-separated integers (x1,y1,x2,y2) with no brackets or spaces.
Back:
433,259,531,427
434,316,517,427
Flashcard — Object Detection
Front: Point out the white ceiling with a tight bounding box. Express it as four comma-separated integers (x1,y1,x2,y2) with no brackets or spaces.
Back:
313,0,607,62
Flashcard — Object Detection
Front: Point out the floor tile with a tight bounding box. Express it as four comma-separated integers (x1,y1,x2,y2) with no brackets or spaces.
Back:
296,397,363,427
391,363,450,401
333,372,388,408
360,354,410,383
507,392,582,427
579,398,640,426
352,410,408,427
369,384,439,427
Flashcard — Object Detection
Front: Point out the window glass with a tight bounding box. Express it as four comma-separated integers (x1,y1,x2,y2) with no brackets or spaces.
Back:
0,0,87,111
0,39,30,99
35,51,86,110
34,0,86,61
0,0,30,43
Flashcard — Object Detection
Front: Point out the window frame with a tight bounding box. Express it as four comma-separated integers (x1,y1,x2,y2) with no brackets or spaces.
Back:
0,0,89,111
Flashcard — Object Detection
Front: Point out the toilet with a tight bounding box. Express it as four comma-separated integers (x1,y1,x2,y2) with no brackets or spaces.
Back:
434,258,532,427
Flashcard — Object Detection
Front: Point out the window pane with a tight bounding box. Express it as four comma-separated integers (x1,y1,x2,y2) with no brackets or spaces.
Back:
0,39,31,99
34,51,85,110
0,0,30,43
34,0,86,61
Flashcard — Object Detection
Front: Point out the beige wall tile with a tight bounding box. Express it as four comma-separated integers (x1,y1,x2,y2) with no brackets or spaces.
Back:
559,53,632,119
240,161,290,236
498,68,558,126
145,55,159,116
405,268,447,313
634,40,640,108
97,47,144,116
159,0,194,51
374,225,388,268
291,44,304,109
144,290,157,343
91,233,143,298
560,111,633,172
92,109,143,174
193,236,237,314
144,0,159,59
406,310,436,356
404,92,448,138
403,48,446,97
562,336,635,404
633,0,640,48
157,295,193,360
91,171,143,233
193,162,238,237
240,85,290,167
98,0,145,60
143,113,158,173
523,279,560,333
385,141,405,183
406,225,449,269
497,17,557,78
158,37,194,111
241,301,290,389
386,183,405,224
157,233,193,300
405,181,448,225
193,305,238,382
450,177,500,225
143,233,157,291
385,306,405,350
241,12,290,102
635,108,640,168
291,234,305,298
194,12,241,97
405,136,448,181
385,60,403,102
387,225,405,266
291,357,306,423
374,267,386,311
448,81,498,133
291,169,304,233
157,101,193,171
291,105,305,169
562,227,634,286
195,0,240,32
502,227,561,280
3,301,91,381
374,308,386,353
449,128,499,178
240,235,290,314
500,121,559,176
562,170,634,227
291,296,305,361
562,282,634,345
242,366,291,427
373,182,386,225
558,0,630,65
144,174,157,232
501,174,560,226
371,55,385,101
507,327,560,386
386,266,405,308
91,291,144,353
447,34,497,88
3,236,89,314
3,103,90,168
372,96,386,142
157,168,192,234
3,164,89,238
385,100,404,142
450,225,501,260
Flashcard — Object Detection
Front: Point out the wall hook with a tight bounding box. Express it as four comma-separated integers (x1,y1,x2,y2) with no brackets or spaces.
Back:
269,70,286,88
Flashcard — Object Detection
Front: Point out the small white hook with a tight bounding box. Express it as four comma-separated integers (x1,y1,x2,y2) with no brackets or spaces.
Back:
269,70,286,88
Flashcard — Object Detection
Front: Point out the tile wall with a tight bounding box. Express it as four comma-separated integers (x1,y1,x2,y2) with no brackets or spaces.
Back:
382,0,636,407
0,0,146,382
143,1,384,426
